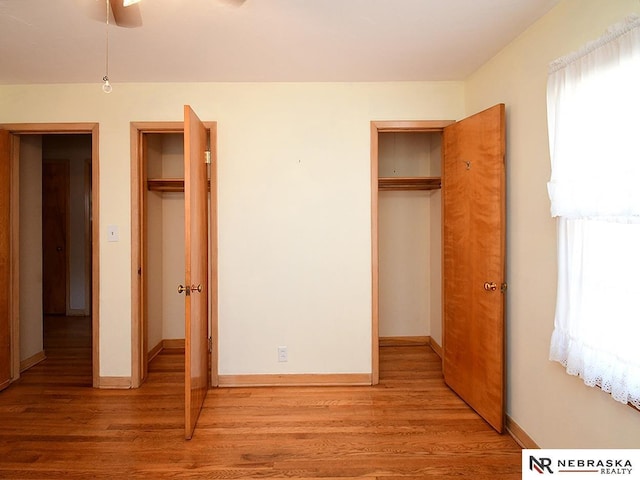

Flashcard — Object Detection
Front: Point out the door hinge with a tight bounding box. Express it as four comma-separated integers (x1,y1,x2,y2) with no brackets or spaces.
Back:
208,337,212,353
204,150,212,164
500,282,508,293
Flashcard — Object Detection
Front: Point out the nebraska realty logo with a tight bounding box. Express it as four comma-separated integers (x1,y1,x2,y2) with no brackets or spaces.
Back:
522,450,640,479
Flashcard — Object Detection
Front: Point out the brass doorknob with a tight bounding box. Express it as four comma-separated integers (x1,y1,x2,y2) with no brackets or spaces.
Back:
191,284,202,293
178,284,190,295
483,282,497,291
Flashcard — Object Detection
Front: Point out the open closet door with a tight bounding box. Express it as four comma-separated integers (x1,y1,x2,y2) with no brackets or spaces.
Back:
0,130,11,391
183,105,209,439
442,104,506,433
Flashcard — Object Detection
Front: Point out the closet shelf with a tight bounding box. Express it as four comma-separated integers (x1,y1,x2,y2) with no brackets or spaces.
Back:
147,178,185,192
378,177,441,191
147,178,211,192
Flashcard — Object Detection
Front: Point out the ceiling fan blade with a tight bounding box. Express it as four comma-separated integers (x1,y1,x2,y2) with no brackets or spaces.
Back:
217,0,247,7
109,0,142,28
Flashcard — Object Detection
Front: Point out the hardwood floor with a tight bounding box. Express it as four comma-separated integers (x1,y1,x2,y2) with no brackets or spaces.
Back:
0,318,522,479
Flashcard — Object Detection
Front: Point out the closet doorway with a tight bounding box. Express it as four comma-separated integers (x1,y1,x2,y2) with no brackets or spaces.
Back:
371,104,506,433
132,126,189,385
376,129,443,356
130,110,217,439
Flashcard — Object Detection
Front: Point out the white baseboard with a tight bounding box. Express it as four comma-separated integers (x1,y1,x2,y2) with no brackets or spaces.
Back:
218,373,372,387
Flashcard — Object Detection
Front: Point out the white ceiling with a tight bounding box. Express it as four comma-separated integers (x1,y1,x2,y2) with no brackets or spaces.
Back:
0,0,560,85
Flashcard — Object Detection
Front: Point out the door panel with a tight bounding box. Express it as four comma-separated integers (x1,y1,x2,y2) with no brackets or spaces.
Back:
42,160,69,315
184,105,209,440
442,104,506,433
0,130,11,391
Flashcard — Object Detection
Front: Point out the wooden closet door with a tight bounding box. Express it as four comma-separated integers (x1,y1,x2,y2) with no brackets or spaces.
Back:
442,104,506,433
42,160,69,315
183,105,209,440
0,130,11,391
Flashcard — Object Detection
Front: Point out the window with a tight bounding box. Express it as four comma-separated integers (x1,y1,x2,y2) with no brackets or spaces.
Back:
547,15,640,408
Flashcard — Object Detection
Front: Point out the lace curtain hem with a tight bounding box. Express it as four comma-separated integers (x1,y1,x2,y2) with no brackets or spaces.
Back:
550,328,640,409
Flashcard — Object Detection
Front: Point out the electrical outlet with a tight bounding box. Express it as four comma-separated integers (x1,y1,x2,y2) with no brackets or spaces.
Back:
277,346,288,362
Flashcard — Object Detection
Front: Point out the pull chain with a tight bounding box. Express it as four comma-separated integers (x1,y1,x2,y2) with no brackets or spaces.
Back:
102,0,112,93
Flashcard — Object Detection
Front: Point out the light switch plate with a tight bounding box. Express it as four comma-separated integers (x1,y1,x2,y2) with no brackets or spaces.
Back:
107,225,119,242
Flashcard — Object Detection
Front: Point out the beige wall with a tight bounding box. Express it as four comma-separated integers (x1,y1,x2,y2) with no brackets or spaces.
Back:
145,135,164,351
18,136,43,362
378,190,430,337
0,81,465,377
465,0,640,448
160,134,185,341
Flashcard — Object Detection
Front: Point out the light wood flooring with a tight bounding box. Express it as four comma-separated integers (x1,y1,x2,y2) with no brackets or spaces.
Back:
0,317,522,479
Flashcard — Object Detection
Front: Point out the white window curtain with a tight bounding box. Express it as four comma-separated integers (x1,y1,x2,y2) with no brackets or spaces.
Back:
547,15,640,408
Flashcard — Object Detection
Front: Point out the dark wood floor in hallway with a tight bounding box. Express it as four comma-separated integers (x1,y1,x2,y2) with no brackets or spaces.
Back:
0,317,522,479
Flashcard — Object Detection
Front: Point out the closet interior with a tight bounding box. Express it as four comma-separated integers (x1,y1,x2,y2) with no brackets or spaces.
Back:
377,131,443,350
144,133,186,359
